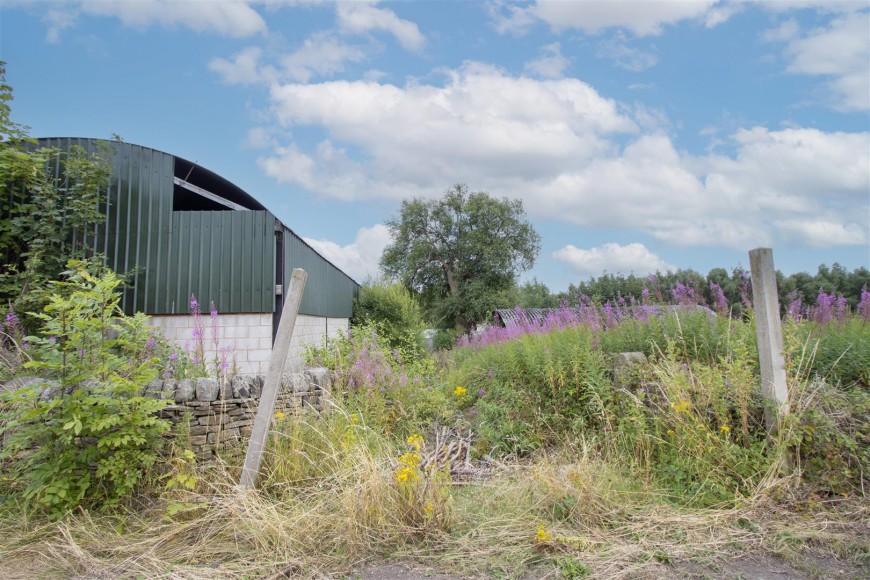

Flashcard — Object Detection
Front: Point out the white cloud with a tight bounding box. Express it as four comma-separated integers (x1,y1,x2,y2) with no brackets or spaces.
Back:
486,0,538,35
774,219,868,246
336,1,425,51
210,33,367,85
303,224,392,282
762,18,800,43
596,33,658,71
280,32,368,82
263,61,635,196
759,1,866,14
779,11,870,111
492,0,724,37
81,0,266,37
210,46,276,85
244,127,278,149
524,43,570,79
43,9,77,43
553,243,675,278
255,64,868,251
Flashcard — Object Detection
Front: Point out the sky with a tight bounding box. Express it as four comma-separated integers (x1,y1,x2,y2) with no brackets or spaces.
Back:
2,0,869,292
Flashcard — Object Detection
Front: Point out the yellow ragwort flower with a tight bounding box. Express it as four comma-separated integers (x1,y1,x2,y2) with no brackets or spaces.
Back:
407,433,424,450
398,452,421,468
666,429,675,436
536,524,552,543
395,466,418,484
275,411,285,420
423,502,434,518
453,386,467,397
672,400,691,414
720,425,731,434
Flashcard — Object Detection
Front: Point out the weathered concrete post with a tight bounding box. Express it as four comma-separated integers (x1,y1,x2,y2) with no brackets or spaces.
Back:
240,268,307,489
749,248,789,433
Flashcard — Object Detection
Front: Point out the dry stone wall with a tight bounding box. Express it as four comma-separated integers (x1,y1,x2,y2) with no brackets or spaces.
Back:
142,368,331,459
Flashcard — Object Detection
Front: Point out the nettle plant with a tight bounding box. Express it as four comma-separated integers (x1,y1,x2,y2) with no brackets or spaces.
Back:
0,261,169,518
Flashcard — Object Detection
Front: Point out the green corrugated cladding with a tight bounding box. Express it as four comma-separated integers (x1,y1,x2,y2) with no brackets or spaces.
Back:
283,226,358,318
33,138,357,317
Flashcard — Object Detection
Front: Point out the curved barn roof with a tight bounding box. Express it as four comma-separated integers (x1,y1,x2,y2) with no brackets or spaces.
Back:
33,137,359,316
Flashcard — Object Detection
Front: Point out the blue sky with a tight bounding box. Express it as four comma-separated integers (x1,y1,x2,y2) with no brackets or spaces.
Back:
2,1,868,291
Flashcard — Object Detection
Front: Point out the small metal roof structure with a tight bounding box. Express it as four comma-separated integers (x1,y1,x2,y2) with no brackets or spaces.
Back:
493,304,715,328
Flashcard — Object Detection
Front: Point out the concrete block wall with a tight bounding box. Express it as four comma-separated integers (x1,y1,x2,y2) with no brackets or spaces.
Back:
285,316,350,370
149,313,350,375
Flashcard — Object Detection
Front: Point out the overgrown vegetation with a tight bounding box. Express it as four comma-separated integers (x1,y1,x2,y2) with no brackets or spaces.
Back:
0,262,169,518
1,64,115,332
2,270,868,577
1,66,867,578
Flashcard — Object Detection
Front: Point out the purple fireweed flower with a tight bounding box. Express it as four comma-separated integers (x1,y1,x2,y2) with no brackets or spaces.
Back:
477,388,486,397
47,336,57,343
710,283,728,315
785,290,803,321
671,282,695,306
209,301,220,348
811,291,836,325
737,269,752,309
169,352,178,361
858,286,870,322
834,295,849,323
145,337,156,349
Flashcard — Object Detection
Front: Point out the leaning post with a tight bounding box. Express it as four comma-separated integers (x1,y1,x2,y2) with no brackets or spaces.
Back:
748,248,789,433
240,268,307,489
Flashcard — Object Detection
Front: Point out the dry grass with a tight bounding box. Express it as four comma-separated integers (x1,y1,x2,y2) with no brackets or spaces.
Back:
2,415,867,580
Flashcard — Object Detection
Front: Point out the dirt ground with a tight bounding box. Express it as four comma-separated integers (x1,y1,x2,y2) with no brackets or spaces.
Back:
350,549,869,579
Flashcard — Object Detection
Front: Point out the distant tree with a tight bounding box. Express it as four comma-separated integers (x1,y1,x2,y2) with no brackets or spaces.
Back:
516,278,560,309
380,184,541,330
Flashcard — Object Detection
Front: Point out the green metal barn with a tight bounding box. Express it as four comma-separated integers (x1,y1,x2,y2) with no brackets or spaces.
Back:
36,138,360,374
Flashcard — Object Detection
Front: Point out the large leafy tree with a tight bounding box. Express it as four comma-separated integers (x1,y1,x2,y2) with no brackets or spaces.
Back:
381,184,541,330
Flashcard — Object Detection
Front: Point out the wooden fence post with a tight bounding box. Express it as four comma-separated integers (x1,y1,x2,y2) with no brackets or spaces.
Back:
239,268,307,489
748,248,789,433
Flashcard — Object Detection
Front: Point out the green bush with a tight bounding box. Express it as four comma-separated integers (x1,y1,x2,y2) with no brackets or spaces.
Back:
0,262,169,518
352,280,427,357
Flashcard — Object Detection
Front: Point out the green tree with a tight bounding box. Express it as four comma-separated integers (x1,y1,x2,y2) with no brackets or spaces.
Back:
381,184,541,330
0,62,112,328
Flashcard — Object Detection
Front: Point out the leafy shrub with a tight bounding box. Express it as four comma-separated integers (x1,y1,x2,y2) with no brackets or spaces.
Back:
0,262,169,518
352,280,426,357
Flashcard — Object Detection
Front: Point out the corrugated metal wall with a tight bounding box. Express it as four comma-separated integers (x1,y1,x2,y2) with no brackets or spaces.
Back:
33,138,357,318
283,226,358,318
159,211,274,314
